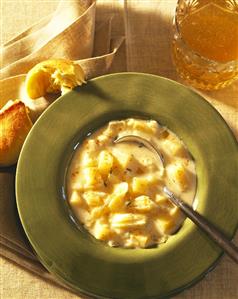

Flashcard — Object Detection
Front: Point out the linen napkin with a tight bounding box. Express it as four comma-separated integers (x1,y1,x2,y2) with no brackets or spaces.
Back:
0,0,125,291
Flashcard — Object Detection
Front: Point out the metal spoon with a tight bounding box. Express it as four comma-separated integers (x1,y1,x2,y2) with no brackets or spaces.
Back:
114,134,238,264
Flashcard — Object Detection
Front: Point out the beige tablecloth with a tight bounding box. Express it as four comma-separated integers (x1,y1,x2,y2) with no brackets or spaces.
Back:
1,0,237,298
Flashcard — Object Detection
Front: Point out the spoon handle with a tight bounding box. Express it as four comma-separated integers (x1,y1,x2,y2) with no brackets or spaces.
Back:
164,187,238,264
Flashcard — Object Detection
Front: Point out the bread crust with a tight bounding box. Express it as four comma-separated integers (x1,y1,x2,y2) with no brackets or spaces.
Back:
0,100,33,166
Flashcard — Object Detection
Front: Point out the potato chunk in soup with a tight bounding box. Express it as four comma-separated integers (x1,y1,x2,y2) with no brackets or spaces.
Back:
67,119,196,248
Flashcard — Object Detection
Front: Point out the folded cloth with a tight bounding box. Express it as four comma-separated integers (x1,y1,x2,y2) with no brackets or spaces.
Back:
0,0,125,292
0,0,95,79
0,0,124,100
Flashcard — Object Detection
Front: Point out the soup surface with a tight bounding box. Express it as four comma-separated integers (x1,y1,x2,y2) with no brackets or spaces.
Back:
67,119,197,248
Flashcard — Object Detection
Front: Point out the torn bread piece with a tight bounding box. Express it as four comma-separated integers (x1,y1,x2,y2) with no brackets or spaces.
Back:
0,100,33,166
25,59,86,99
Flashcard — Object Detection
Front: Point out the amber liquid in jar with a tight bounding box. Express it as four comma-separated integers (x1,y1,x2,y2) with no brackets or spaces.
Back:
173,1,238,90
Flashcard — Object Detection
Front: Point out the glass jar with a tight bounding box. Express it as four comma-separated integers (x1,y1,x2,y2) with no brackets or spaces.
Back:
172,0,238,90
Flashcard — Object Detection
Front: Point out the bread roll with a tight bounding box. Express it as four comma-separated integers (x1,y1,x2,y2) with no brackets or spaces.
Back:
25,59,85,99
0,100,33,166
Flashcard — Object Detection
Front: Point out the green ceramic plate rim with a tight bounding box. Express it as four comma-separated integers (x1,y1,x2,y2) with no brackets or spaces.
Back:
28,251,224,299
16,73,238,299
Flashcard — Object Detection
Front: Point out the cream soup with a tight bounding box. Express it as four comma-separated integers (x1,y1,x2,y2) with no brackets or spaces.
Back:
67,119,197,248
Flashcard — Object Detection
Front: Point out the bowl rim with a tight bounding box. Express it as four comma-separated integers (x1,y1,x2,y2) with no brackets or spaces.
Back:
16,72,238,299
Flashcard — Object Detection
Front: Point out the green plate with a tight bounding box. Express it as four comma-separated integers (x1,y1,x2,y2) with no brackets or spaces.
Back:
16,73,238,299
